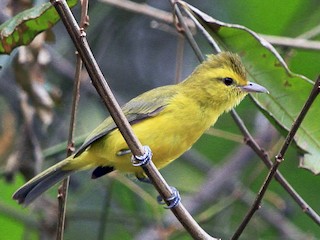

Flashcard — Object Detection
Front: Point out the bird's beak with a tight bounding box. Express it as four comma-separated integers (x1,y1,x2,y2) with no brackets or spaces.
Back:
241,81,269,93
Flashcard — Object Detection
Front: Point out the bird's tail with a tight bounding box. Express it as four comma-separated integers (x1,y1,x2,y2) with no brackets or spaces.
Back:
12,157,74,206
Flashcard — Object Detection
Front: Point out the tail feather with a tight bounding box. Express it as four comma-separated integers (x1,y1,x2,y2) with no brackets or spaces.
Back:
13,161,73,206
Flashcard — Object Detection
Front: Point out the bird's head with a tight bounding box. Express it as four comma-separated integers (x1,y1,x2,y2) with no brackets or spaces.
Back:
183,52,268,112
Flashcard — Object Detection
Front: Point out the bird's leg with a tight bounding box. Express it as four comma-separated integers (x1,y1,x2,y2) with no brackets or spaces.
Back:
131,145,152,167
136,175,181,209
133,146,181,209
157,186,181,209
133,146,152,183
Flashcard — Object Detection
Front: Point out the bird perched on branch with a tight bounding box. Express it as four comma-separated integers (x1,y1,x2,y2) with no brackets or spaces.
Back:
13,52,268,205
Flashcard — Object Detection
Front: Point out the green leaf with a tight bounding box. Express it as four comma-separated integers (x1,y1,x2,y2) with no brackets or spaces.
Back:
0,0,78,54
182,2,320,173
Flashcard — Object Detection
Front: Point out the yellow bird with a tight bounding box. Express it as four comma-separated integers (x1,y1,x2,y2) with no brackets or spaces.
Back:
13,52,268,205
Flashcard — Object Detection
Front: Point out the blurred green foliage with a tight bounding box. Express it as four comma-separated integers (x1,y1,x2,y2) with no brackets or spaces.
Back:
0,0,319,239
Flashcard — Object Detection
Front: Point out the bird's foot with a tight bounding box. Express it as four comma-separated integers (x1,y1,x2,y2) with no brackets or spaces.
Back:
131,146,152,167
132,146,179,208
157,186,181,209
136,175,180,209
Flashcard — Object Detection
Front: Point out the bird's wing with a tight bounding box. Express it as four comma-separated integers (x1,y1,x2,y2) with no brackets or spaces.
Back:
74,86,177,157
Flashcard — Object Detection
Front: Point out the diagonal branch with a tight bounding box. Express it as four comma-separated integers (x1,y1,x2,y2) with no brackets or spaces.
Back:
100,0,194,27
50,0,215,239
172,1,320,237
230,109,320,225
259,34,320,51
56,2,89,239
232,76,320,239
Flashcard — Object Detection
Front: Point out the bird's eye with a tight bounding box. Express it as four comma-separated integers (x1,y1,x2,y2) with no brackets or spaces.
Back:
223,77,234,86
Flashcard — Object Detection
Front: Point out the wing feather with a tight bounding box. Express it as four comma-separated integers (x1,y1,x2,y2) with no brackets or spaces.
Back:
74,86,177,157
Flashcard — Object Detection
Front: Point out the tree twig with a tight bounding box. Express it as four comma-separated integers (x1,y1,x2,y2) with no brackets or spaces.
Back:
136,117,270,239
230,109,320,225
174,33,185,83
298,24,320,40
232,76,320,239
56,1,88,239
97,180,114,240
259,34,320,51
50,1,215,239
238,187,308,239
173,1,320,237
99,0,194,28
172,2,204,62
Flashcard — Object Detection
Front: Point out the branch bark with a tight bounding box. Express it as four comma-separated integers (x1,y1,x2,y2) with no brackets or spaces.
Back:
232,76,320,239
50,0,215,239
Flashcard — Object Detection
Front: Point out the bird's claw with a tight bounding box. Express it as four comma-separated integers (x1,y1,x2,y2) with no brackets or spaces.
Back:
157,186,181,209
131,146,152,167
132,147,179,208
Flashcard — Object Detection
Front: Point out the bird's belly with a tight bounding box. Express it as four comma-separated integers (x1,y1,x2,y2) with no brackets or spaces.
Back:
92,111,215,174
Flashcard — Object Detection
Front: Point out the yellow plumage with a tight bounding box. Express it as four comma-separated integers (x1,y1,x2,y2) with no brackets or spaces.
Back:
13,52,268,205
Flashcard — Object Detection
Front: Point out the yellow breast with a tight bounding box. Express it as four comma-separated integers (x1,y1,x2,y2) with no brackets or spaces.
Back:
84,92,220,175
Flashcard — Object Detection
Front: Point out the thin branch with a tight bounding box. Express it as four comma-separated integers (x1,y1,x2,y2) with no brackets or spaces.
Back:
232,76,320,239
173,3,204,62
278,79,320,157
205,128,243,143
97,180,114,240
184,132,268,213
102,0,320,52
239,188,308,239
173,1,320,237
50,1,215,239
174,33,185,83
56,1,88,239
180,5,221,53
100,0,194,28
298,24,320,40
230,109,320,225
136,118,271,239
259,34,320,51
55,53,81,239
51,0,141,156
